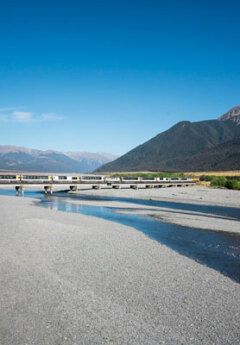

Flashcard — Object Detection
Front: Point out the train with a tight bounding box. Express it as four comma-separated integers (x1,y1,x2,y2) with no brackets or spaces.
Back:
0,174,199,183
0,174,103,183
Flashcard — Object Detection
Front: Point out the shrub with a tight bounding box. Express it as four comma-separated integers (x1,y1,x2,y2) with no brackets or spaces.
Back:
210,176,227,187
200,175,217,182
225,179,240,190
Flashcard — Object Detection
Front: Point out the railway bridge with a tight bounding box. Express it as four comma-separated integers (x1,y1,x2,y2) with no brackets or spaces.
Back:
0,177,198,196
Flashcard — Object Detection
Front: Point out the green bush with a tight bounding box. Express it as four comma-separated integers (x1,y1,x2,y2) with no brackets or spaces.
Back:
210,176,227,187
200,175,216,182
210,177,240,190
225,179,240,190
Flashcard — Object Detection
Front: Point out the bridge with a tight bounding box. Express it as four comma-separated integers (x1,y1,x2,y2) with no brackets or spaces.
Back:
0,178,197,196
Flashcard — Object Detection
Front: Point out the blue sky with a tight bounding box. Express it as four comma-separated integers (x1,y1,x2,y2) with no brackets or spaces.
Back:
0,0,239,155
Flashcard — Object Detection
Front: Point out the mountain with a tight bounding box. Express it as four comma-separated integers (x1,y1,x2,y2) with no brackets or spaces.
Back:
64,151,117,171
96,106,240,172
218,105,240,125
0,146,117,173
180,138,240,171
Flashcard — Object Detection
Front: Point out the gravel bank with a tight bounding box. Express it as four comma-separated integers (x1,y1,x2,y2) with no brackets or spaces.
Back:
0,195,239,345
74,185,240,208
62,197,240,234
1,185,240,207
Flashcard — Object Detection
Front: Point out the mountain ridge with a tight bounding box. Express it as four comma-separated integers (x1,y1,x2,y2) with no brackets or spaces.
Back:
0,145,117,173
96,106,240,172
218,105,240,125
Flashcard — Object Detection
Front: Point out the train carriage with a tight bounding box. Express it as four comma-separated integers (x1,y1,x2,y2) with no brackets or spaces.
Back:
140,177,157,182
21,175,51,182
0,175,20,182
121,177,141,182
52,176,79,182
80,175,105,182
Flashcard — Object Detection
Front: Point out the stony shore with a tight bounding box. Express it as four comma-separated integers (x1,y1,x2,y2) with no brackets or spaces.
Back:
1,184,240,207
0,192,239,345
74,185,240,208
67,186,240,234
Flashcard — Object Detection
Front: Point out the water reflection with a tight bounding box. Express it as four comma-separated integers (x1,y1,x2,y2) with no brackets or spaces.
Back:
40,194,240,283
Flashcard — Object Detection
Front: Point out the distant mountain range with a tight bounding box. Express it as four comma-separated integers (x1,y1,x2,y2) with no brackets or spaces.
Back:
97,105,240,172
0,146,118,173
2,105,240,174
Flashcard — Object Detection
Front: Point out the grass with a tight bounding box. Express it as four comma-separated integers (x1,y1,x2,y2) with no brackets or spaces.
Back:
185,170,240,177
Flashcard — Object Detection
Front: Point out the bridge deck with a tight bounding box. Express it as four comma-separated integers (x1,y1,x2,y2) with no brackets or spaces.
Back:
0,180,196,185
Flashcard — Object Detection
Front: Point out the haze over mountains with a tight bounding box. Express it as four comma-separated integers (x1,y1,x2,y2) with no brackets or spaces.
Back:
0,146,117,173
97,105,240,173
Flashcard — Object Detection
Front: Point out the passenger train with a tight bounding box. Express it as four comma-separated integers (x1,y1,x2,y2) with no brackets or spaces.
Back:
0,174,198,183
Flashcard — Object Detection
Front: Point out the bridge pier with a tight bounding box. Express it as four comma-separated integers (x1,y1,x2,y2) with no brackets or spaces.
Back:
70,185,78,192
130,184,138,190
145,184,154,189
15,185,24,196
44,186,53,194
92,185,100,190
112,184,120,189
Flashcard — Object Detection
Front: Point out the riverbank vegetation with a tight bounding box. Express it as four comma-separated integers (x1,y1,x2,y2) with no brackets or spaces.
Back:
200,175,240,190
110,171,240,190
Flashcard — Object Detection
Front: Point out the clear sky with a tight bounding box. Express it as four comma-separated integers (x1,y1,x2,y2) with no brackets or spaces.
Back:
0,0,239,155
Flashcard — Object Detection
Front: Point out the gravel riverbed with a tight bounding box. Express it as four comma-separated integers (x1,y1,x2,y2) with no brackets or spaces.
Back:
0,193,239,345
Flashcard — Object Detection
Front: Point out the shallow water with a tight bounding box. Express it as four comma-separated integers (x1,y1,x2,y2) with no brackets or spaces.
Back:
61,191,240,220
1,189,240,282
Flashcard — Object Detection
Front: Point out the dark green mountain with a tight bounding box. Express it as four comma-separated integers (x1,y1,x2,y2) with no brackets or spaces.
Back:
97,106,240,172
179,138,240,171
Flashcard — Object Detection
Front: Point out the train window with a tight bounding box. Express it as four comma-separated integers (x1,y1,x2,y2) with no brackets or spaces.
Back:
58,176,67,180
72,177,78,180
82,176,101,180
0,175,17,179
122,177,138,180
22,176,48,179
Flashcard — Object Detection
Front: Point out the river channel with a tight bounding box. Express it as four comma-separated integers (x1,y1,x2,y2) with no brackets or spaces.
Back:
1,189,240,283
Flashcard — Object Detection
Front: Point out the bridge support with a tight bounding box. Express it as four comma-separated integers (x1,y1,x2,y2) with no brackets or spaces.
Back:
44,186,53,195
92,185,100,190
145,184,154,189
70,185,78,192
15,186,24,196
130,184,138,190
112,184,120,189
